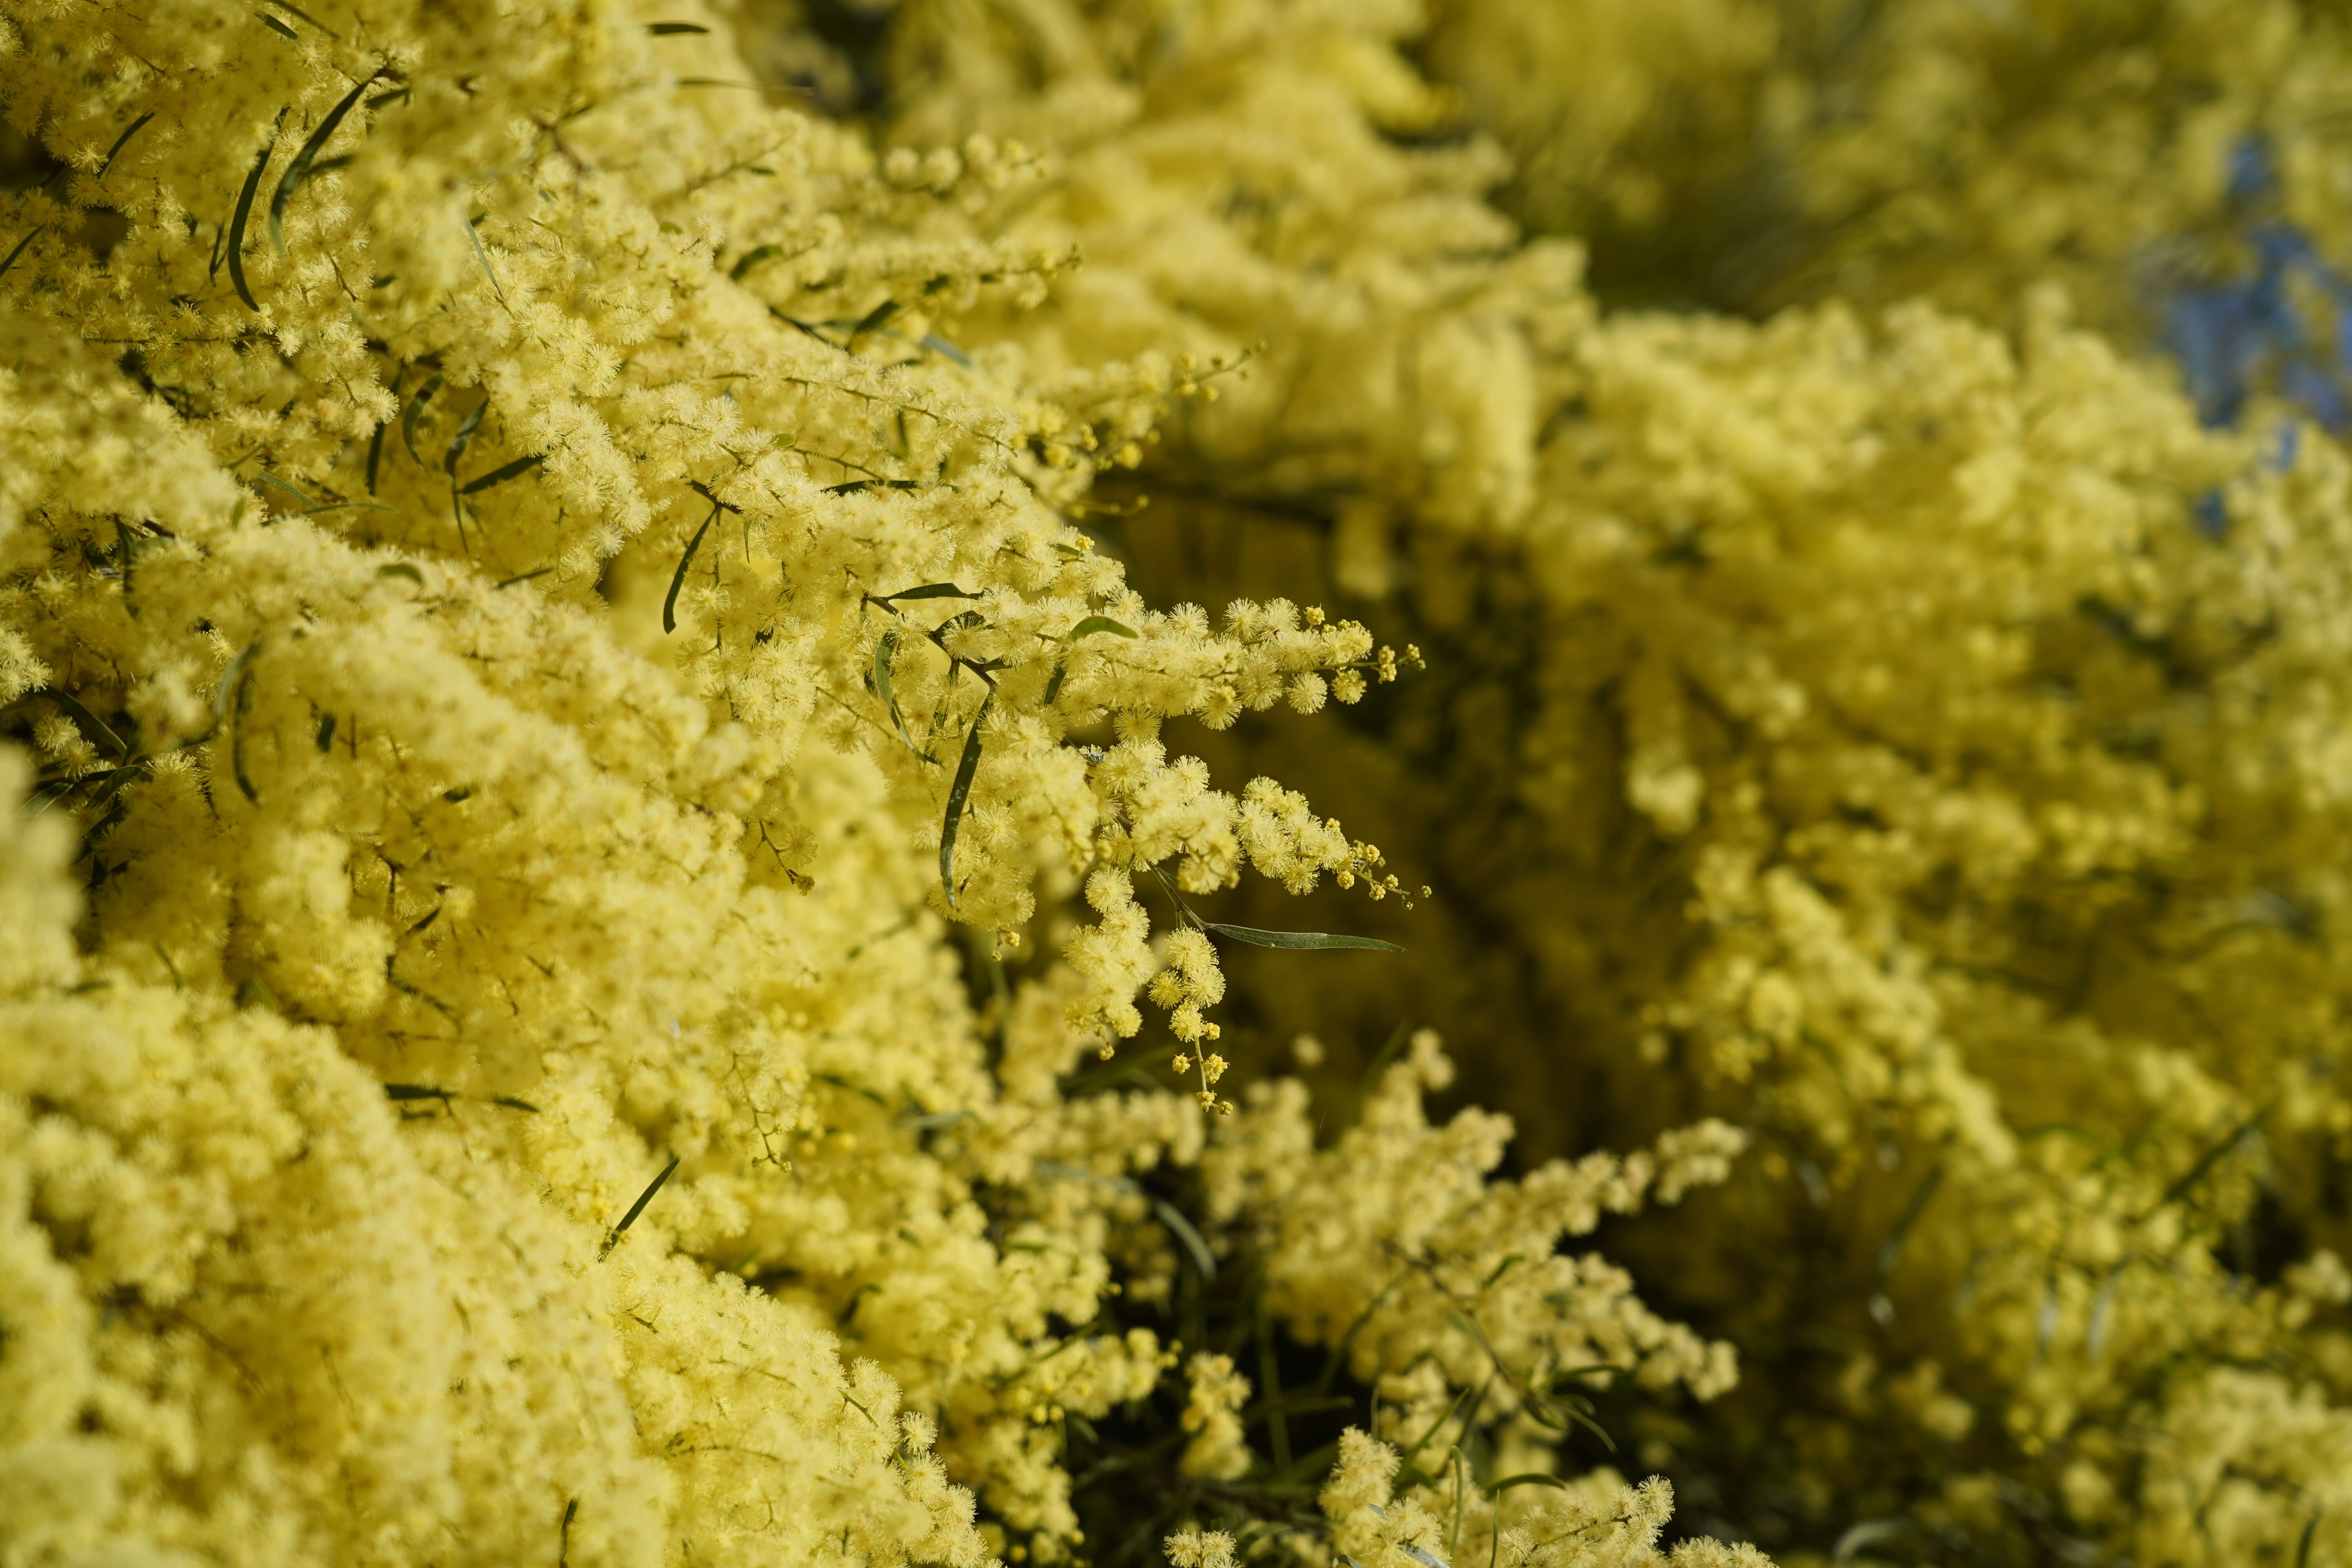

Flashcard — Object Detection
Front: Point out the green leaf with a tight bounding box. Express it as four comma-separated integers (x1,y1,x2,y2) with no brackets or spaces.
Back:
400,371,443,464
918,332,972,368
211,641,260,742
263,0,339,34
365,416,388,493
648,19,707,31
442,396,488,475
35,689,129,759
253,469,317,510
1153,1197,1218,1282
376,561,425,584
1397,1381,1477,1472
1066,615,1137,641
495,567,554,590
1490,1473,1570,1495
848,298,900,344
662,508,717,635
729,242,782,281
600,1154,681,1260
1872,1163,1945,1279
257,11,299,40
872,629,931,760
269,75,372,254
1832,1521,1907,1565
384,1083,451,1103
314,711,336,753
939,695,991,909
1203,924,1403,952
879,582,977,603
1043,663,1067,705
457,452,543,494
234,974,281,1011
0,225,43,282
2156,1103,2274,1212
87,762,146,814
228,659,261,804
227,132,274,311
95,112,155,183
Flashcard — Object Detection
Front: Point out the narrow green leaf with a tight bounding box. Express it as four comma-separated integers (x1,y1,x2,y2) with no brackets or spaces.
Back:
495,567,554,590
400,371,443,463
1397,1381,1477,1472
1203,924,1403,952
234,974,281,1011
649,20,708,32
1257,1298,1291,1470
918,332,972,368
253,469,316,510
1832,1521,1907,1565
489,1094,541,1113
848,298,900,343
229,654,261,804
2157,1103,2274,1211
1490,1473,1570,1494
877,583,976,604
269,75,372,253
601,1154,681,1260
0,225,44,282
87,762,145,814
442,396,488,474
376,561,425,584
1066,615,1137,641
95,112,155,183
1042,663,1067,705
1872,1163,1945,1279
36,689,129,758
257,11,300,40
1480,1252,1524,1291
872,629,931,759
365,417,388,493
384,1083,452,1103
464,216,506,307
1152,1198,1217,1282
314,711,336,753
1398,1545,1447,1568
211,641,260,741
729,242,782,281
663,509,717,634
263,0,340,35
227,134,273,311
25,779,74,817
939,695,991,909
458,452,543,494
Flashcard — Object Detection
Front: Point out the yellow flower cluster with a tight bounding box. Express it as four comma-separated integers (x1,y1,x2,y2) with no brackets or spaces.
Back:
827,0,2352,1562
27,0,2352,1564
0,0,1754,1565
